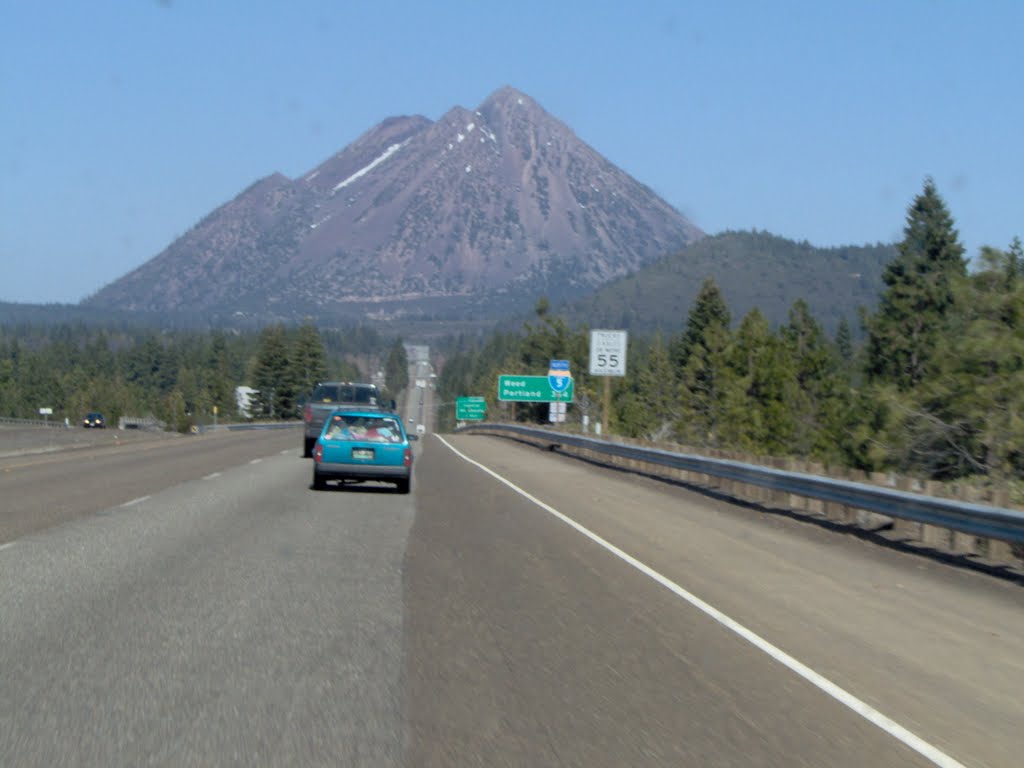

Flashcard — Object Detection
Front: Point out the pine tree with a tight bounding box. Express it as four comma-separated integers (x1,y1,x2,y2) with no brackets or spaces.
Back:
251,325,294,418
618,332,678,440
675,284,733,446
720,309,795,454
126,336,178,395
384,338,409,398
781,300,844,455
520,297,581,373
1007,236,1022,287
834,317,854,364
866,178,967,390
670,277,731,371
888,241,1024,479
292,321,328,396
161,389,190,433
0,341,18,416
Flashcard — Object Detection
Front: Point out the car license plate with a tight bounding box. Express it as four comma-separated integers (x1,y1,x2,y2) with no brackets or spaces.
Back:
352,448,374,460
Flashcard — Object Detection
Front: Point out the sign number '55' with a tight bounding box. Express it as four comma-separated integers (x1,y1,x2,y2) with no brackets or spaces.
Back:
589,330,628,376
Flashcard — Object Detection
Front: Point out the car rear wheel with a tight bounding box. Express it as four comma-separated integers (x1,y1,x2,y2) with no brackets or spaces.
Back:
303,437,316,458
395,478,410,494
313,471,327,490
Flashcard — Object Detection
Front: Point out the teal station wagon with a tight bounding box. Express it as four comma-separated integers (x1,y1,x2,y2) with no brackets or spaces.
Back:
312,410,417,494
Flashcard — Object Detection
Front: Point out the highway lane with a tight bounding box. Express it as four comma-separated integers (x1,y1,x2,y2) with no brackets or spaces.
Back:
0,436,412,766
405,434,1023,767
0,426,302,543
403,357,434,436
0,425,1021,765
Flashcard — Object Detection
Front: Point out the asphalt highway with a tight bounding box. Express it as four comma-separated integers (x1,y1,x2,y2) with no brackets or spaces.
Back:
0,424,1021,766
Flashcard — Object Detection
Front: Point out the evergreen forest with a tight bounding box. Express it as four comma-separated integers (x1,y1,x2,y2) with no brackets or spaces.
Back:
437,179,1023,499
0,322,384,432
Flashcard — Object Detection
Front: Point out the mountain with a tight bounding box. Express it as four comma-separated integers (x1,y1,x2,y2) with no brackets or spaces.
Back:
560,230,895,334
82,86,703,323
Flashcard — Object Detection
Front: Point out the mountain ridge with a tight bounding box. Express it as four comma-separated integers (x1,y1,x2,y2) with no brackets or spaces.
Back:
83,86,703,321
559,230,894,335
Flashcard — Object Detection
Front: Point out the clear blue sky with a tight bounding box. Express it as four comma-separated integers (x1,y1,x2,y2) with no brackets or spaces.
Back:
2,0,1021,305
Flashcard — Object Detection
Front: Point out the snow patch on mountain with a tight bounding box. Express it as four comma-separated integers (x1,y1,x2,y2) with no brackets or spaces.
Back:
332,142,405,193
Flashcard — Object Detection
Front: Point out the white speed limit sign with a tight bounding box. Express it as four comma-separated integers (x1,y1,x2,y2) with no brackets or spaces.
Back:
588,329,628,377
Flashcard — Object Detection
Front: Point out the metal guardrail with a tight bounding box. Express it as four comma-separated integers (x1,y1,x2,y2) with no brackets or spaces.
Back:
0,416,66,428
187,422,302,433
457,423,1024,545
119,416,165,431
223,422,302,431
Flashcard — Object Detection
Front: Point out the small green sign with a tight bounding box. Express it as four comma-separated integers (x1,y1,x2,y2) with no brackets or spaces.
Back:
456,396,487,420
498,375,574,403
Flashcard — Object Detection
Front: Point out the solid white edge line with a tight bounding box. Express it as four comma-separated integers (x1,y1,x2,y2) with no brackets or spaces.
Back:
121,495,151,508
437,434,968,768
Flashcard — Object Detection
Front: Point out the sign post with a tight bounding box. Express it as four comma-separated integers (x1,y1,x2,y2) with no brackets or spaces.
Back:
588,330,628,435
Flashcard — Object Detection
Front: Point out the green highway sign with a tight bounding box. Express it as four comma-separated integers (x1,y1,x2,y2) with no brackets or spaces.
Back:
456,396,487,420
498,375,574,403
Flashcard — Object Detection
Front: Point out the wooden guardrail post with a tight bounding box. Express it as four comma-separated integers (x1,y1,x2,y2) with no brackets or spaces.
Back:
920,481,953,549
986,490,1016,563
893,477,924,541
951,486,980,556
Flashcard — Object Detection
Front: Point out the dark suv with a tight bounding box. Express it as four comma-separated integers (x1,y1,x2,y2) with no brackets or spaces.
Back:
302,382,389,457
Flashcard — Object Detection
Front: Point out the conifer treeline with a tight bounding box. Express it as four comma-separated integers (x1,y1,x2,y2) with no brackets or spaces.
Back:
438,179,1023,488
0,322,380,431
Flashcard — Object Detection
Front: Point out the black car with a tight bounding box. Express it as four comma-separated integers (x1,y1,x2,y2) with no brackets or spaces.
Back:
82,412,106,428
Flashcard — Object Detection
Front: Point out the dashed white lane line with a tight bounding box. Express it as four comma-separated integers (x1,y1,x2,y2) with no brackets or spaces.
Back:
0,542,15,553
249,459,262,465
121,496,151,508
437,435,967,768
203,472,222,480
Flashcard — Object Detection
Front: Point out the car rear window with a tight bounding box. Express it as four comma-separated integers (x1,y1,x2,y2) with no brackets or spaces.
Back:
323,414,403,442
311,384,377,405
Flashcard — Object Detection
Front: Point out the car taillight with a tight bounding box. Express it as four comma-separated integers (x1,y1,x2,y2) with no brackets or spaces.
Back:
313,442,323,462
304,404,312,423
404,447,412,467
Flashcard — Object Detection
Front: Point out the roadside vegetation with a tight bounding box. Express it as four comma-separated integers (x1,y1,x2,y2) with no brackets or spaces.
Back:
0,321,379,432
437,179,1023,496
